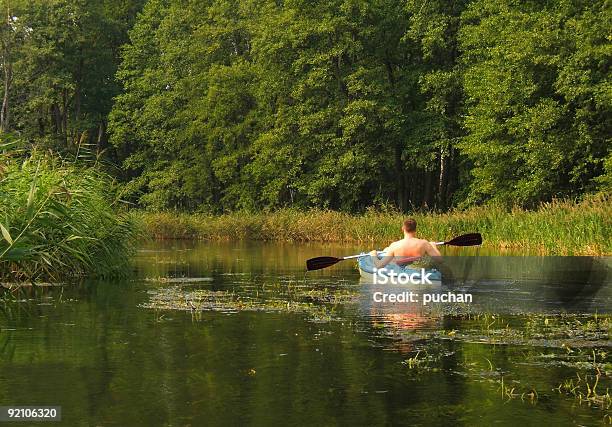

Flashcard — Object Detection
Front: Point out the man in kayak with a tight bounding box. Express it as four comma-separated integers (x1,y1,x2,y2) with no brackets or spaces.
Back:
369,218,441,268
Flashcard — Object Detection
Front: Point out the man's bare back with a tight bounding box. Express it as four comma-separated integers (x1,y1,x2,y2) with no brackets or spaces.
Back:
368,218,441,268
384,236,441,258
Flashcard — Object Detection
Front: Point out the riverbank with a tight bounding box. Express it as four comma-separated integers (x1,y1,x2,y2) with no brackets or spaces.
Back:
137,196,610,255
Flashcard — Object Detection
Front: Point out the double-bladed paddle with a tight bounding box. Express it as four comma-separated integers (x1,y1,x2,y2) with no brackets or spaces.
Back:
305,232,482,272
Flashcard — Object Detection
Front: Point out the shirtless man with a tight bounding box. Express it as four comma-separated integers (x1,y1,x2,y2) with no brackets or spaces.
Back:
368,218,441,268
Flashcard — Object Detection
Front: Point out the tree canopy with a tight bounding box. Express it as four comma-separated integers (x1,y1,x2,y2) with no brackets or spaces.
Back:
1,0,610,212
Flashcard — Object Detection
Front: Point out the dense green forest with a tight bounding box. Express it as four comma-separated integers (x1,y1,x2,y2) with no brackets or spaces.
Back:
1,0,610,213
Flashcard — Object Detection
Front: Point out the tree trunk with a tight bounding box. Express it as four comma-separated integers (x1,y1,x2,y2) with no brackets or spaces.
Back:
38,113,45,136
395,144,405,211
73,56,83,146
0,2,12,132
0,57,10,132
97,121,107,150
438,147,448,209
444,147,456,206
424,169,433,209
62,88,68,147
51,103,62,134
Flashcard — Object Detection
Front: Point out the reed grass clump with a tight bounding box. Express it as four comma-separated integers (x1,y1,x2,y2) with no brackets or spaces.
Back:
0,151,140,282
138,195,610,255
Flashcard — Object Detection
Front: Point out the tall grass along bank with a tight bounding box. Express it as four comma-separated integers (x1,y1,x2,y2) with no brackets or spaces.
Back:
139,197,610,256
0,151,139,283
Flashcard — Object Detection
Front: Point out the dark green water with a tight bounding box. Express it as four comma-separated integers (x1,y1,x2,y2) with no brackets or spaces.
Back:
0,241,610,426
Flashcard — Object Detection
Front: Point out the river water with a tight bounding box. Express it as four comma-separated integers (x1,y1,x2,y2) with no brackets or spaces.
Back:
0,241,610,426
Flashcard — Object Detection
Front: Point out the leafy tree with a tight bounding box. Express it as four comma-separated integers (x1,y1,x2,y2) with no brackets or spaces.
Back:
1,0,143,155
102,0,610,211
459,0,610,206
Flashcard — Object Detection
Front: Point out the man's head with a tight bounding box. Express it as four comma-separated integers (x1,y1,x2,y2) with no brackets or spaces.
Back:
402,218,417,234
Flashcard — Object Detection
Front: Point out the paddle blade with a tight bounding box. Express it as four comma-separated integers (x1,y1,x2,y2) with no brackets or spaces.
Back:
306,256,342,271
444,233,482,247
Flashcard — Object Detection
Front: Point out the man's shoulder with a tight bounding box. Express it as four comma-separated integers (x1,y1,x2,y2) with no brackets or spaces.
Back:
387,240,404,250
419,238,436,248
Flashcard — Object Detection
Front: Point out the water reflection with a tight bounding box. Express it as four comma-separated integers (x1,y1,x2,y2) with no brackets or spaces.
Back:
0,241,609,426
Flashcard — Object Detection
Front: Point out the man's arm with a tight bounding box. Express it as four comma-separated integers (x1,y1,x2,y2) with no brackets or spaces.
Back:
425,241,442,257
369,248,394,268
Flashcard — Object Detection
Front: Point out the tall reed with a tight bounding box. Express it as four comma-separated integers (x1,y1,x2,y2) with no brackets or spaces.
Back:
0,150,139,282
138,195,611,255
